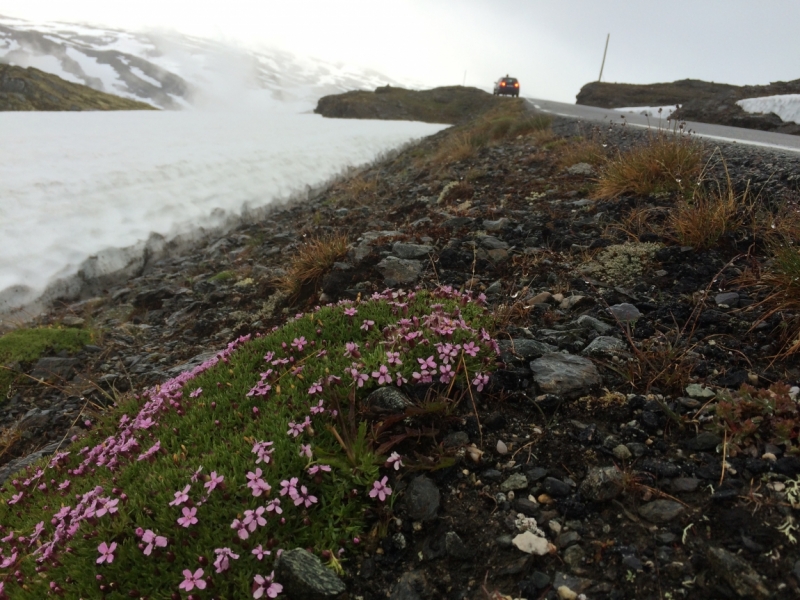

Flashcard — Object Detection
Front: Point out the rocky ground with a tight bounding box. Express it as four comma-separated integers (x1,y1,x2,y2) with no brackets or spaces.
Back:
577,78,800,136
2,109,800,599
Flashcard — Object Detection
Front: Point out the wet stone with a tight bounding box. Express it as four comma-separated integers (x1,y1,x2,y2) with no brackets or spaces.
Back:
500,473,529,492
685,383,715,399
530,353,602,398
443,431,469,447
366,387,412,414
715,292,740,307
555,531,581,549
706,546,769,598
30,357,80,382
404,476,440,522
612,445,632,461
513,497,540,517
391,241,433,259
526,467,548,482
275,548,346,600
579,466,624,502
574,315,614,334
581,336,626,357
543,477,571,498
607,303,641,323
444,531,471,560
686,432,721,451
637,499,685,524
481,469,503,483
670,477,700,493
375,256,423,286
497,339,557,363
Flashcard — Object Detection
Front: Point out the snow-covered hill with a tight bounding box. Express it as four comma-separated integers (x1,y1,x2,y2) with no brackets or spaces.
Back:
0,14,409,110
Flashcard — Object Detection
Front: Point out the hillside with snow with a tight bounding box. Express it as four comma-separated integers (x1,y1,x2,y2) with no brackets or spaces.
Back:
0,14,411,110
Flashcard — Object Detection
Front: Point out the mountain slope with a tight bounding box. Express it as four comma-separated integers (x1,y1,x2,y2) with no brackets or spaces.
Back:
0,63,156,110
0,15,410,110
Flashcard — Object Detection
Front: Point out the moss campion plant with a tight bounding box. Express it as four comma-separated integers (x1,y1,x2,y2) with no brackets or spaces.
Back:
0,287,497,599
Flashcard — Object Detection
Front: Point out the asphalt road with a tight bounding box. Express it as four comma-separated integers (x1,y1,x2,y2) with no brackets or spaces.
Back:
527,97,800,155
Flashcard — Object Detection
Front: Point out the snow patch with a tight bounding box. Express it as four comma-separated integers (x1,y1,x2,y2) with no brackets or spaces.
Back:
737,94,800,125
614,105,679,119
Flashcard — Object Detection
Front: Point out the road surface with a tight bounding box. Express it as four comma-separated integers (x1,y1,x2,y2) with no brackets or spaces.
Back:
527,97,800,155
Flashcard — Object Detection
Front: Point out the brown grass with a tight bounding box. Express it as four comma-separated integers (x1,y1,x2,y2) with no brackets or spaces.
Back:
329,175,378,207
605,205,665,242
275,235,349,297
667,186,742,250
594,129,704,199
556,137,609,168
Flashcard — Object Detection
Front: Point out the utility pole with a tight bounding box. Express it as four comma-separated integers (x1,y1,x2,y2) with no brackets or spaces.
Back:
463,70,466,86
598,33,610,82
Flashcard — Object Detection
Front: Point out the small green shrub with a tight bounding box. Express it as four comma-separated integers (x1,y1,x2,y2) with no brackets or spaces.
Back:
209,270,236,283
0,288,497,598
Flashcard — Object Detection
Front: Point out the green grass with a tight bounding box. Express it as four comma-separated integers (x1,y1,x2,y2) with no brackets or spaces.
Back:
0,288,497,598
209,270,237,282
0,327,93,394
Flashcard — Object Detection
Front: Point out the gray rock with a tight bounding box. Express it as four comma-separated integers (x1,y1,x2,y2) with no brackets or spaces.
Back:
483,218,511,231
167,350,220,376
391,242,433,260
706,546,769,598
566,162,595,176
445,531,472,559
637,499,685,524
478,235,509,250
275,548,346,599
581,336,626,357
497,339,558,363
500,473,529,492
389,571,427,600
30,357,80,382
404,476,440,521
443,431,469,447
485,280,504,295
543,477,572,498
670,477,700,493
442,216,473,229
530,353,602,398
61,315,85,327
376,257,423,286
579,466,624,502
0,440,65,485
562,544,586,570
686,432,721,451
612,445,632,461
714,292,740,307
513,498,540,517
366,387,412,414
555,531,581,549
685,383,715,399
607,303,642,323
574,315,614,334
559,295,594,311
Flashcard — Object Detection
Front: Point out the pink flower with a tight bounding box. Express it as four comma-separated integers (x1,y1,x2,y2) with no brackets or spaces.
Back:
287,421,305,437
294,485,318,508
307,464,331,476
243,507,267,532
246,469,272,497
418,355,437,371
344,307,357,317
349,368,369,388
180,568,206,592
141,529,167,555
231,518,249,540
177,506,198,528
95,498,119,517
58,480,71,491
169,484,191,507
266,499,283,514
439,363,454,384
8,492,23,505
308,380,323,395
291,337,307,352
299,444,313,458
462,341,479,357
369,476,392,502
253,571,283,599
386,351,402,366
191,466,204,482
343,342,360,358
279,478,299,499
310,399,325,415
372,364,392,385
386,452,404,471
189,387,203,398
360,319,375,331
205,471,224,492
137,440,161,462
252,544,270,560
96,541,117,564
213,547,240,573
472,372,489,392
395,372,408,386
252,441,274,464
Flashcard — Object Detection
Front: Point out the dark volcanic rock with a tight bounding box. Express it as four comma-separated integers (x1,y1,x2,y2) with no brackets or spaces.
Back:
275,548,346,599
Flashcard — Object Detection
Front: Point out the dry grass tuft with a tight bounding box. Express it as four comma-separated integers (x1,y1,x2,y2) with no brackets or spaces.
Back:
275,235,349,297
330,175,378,207
605,205,666,242
667,186,742,250
594,129,703,199
431,131,482,165
741,242,800,356
557,137,609,168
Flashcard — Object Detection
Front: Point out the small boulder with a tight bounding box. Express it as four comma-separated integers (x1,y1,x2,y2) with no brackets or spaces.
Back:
275,548,346,599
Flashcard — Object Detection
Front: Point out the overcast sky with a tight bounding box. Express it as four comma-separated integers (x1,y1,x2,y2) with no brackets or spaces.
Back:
2,0,799,103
